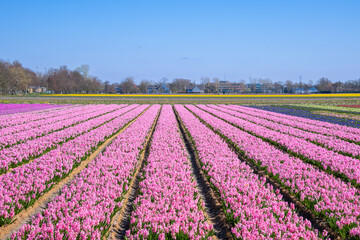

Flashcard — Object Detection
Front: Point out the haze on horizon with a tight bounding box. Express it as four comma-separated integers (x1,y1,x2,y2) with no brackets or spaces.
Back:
0,0,359,84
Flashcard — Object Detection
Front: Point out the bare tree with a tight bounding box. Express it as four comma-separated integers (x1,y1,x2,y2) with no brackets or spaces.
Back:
284,80,294,93
169,78,192,93
120,77,138,93
139,80,151,93
0,60,12,94
316,77,332,93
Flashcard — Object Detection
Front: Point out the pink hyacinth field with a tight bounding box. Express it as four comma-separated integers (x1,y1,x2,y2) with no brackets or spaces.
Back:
1,103,360,240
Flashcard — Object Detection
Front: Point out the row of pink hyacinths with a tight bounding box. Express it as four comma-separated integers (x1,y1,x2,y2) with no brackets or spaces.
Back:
0,103,64,116
216,104,360,158
175,105,320,239
0,104,148,225
198,105,360,186
0,104,117,148
0,104,72,128
0,104,135,173
236,105,360,142
0,103,41,111
11,105,160,240
186,105,360,238
0,104,100,139
128,105,214,240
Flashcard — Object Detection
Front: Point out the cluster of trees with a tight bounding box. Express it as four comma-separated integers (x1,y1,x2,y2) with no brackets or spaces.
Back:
79,76,360,94
0,60,37,95
46,65,102,94
0,60,103,95
278,78,360,93
1,59,360,95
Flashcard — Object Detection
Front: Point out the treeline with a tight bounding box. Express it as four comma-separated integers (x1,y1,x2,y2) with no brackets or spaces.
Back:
0,61,102,94
1,59,360,94
0,60,37,95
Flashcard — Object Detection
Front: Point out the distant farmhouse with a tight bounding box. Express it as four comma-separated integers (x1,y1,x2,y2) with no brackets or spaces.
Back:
27,86,47,94
148,83,171,94
308,87,319,93
205,81,245,93
185,86,204,93
115,86,122,94
295,87,318,94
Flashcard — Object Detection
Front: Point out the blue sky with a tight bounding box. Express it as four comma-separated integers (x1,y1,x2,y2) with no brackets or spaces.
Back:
1,0,359,83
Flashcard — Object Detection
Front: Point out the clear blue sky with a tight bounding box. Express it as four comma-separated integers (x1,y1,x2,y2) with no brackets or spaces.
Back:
1,0,359,84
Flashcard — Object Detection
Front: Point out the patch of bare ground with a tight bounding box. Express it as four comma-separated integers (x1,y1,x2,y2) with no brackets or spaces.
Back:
0,108,149,240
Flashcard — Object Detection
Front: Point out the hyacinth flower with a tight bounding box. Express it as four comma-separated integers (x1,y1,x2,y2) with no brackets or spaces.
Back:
11,105,160,240
222,105,360,142
0,104,103,140
0,104,137,174
0,103,64,116
220,104,360,156
128,105,214,240
175,105,320,239
0,105,148,226
199,105,360,186
0,104,74,128
0,105,125,149
248,105,360,128
186,105,360,239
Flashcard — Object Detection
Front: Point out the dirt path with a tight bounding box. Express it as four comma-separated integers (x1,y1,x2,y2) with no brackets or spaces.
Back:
0,108,148,240
105,107,161,240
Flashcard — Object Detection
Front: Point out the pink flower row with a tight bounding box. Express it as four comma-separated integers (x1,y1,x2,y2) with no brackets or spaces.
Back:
0,104,65,116
11,105,160,240
217,104,360,158
176,105,320,239
0,105,118,148
233,105,360,142
0,104,134,173
200,105,360,185
187,105,360,238
128,105,213,240
0,105,100,138
0,105,74,128
0,104,148,225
